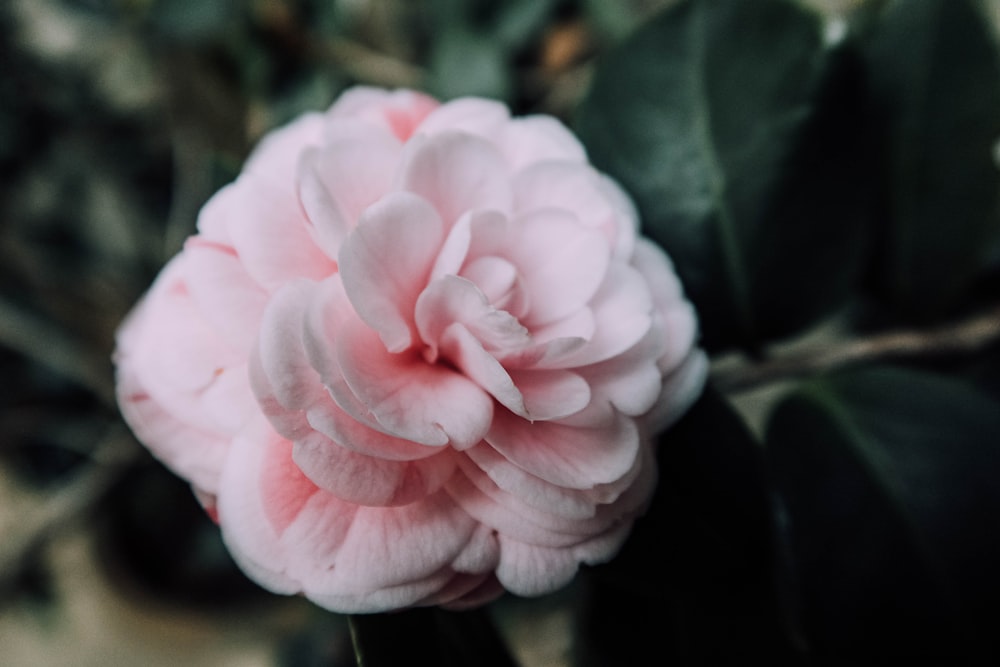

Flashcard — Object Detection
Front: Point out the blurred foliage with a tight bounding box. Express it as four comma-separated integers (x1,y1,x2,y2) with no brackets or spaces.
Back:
767,366,1000,662
2,0,1000,665
578,0,873,352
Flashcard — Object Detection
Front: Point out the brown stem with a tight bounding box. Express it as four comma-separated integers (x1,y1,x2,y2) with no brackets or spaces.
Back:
711,305,1000,393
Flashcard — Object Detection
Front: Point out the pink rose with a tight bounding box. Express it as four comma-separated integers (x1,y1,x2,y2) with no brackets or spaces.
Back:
114,87,706,613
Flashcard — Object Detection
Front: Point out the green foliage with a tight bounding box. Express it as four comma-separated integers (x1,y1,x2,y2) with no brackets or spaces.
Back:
863,0,1000,318
767,366,1000,661
4,0,1000,664
575,388,797,665
424,0,560,101
578,0,873,352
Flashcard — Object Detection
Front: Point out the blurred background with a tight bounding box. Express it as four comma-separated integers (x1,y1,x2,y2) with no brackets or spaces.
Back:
0,0,997,665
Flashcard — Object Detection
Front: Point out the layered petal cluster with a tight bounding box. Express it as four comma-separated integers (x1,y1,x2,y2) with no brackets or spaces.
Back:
115,87,706,613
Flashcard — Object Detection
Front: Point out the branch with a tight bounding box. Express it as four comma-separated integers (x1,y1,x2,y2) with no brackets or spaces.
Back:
0,295,116,408
0,426,140,595
711,305,1000,393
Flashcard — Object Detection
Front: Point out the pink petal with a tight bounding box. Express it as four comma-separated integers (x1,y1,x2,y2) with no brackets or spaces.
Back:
495,537,579,596
225,175,335,290
252,280,325,412
597,174,640,259
438,322,525,417
578,325,666,417
415,275,529,354
308,573,459,614
420,572,498,608
462,444,602,521
450,523,501,574
631,238,700,371
445,469,594,548
512,162,610,223
182,237,269,355
216,419,306,595
243,111,325,195
338,192,445,352
120,257,256,439
396,132,512,227
281,278,454,461
508,368,591,421
292,430,456,506
460,255,530,318
337,318,494,449
297,127,401,256
642,349,709,433
438,575,505,610
301,280,399,438
430,210,474,279
502,115,586,170
297,149,351,259
305,401,448,462
115,366,229,496
485,408,640,489
414,97,510,139
506,210,610,327
329,492,476,592
512,161,635,259
559,263,654,367
327,87,439,142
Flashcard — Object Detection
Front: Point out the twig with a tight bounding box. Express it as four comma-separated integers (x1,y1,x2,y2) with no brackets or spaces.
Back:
0,295,116,408
316,37,425,89
711,304,1000,393
0,425,140,594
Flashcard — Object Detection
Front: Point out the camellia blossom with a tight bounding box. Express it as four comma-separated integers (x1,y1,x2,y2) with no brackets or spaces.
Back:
114,87,707,613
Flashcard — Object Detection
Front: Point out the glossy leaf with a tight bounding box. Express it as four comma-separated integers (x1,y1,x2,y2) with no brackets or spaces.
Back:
577,0,873,351
863,0,1000,318
574,388,799,666
350,607,518,667
766,366,1000,661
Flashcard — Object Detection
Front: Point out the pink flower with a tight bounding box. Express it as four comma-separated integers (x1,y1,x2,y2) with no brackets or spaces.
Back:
114,87,706,613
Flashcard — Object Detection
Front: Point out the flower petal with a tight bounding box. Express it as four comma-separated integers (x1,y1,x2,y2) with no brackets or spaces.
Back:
214,177,335,290
415,275,530,354
495,537,579,597
485,407,640,489
327,87,439,141
415,97,510,139
558,263,654,367
243,111,325,194
396,132,512,227
252,280,325,412
292,430,456,506
506,210,610,327
337,318,494,449
338,192,445,352
297,127,401,256
508,368,591,421
217,419,306,595
513,161,635,259
182,237,269,355
502,115,586,170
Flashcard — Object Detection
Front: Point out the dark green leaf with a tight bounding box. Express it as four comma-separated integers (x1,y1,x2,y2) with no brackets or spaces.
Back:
426,26,511,101
574,388,800,666
864,0,1000,318
493,0,560,53
350,607,518,667
766,366,1000,662
577,0,873,351
147,0,241,42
